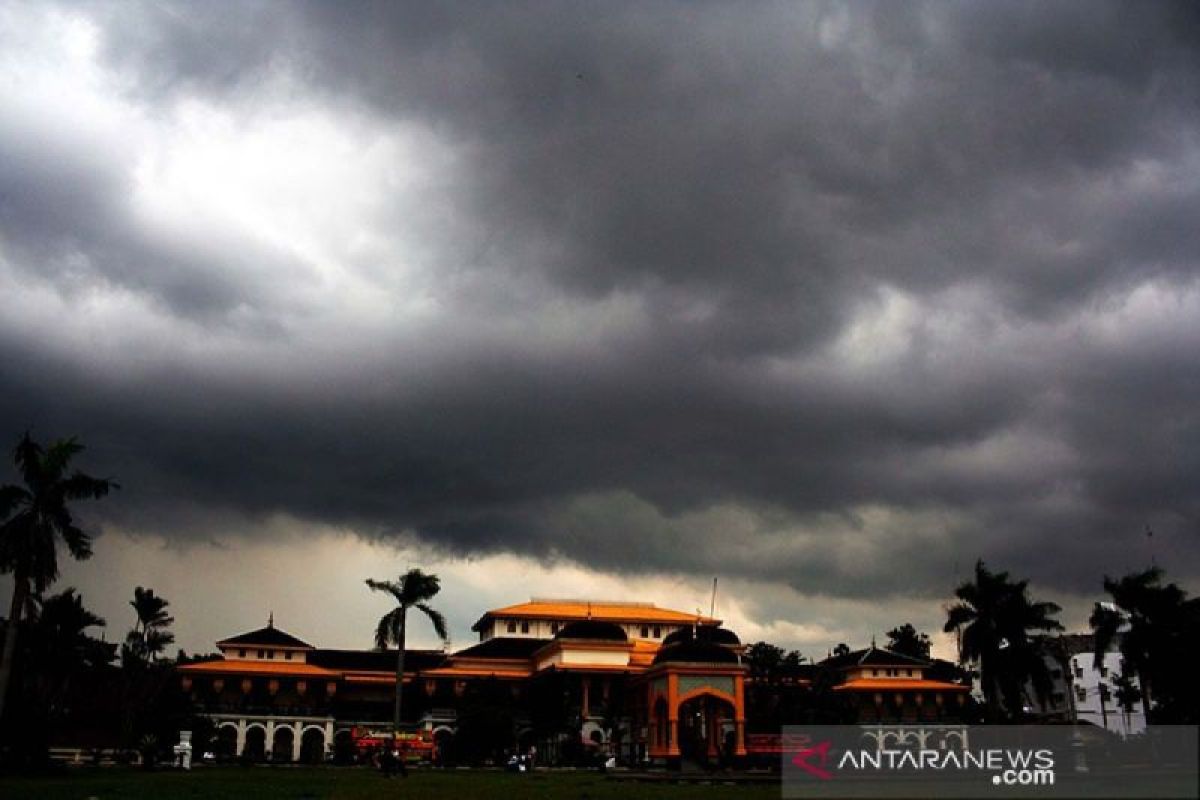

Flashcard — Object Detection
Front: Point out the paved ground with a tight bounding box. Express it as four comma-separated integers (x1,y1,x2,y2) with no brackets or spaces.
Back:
0,766,782,800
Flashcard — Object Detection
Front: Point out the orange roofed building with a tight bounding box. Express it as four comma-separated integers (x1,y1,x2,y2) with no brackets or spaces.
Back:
178,599,969,768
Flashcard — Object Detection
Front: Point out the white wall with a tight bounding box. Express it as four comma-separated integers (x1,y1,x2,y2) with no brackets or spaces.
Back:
1066,651,1146,737
480,617,684,642
1018,650,1147,738
219,645,308,663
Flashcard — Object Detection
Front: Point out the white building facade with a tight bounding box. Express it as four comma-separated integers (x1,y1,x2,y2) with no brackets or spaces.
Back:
1029,634,1147,738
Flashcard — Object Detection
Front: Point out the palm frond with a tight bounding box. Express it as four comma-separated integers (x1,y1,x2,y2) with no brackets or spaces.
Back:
375,607,401,649
943,603,976,633
41,437,84,481
60,472,117,501
145,628,176,659
366,578,404,604
12,432,43,488
50,507,93,561
416,602,449,642
0,484,30,519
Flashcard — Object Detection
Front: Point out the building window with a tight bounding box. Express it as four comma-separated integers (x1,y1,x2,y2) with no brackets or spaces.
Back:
1074,666,1084,679
1076,687,1086,702
653,626,661,638
506,620,516,633
1099,665,1108,677
238,649,246,658
640,626,649,638
285,651,293,661
257,649,265,659
521,621,530,634
550,622,559,634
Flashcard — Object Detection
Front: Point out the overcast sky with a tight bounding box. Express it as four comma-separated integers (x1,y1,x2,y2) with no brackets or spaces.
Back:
1,1,1197,659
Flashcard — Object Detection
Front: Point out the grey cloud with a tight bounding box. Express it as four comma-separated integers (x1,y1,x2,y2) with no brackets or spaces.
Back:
0,1,1198,614
0,108,311,327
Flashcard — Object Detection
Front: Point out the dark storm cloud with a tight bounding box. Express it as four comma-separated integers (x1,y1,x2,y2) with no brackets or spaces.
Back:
1,1,1198,603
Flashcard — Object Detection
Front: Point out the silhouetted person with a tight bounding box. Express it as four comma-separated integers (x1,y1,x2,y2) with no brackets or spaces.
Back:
379,747,395,778
397,743,409,778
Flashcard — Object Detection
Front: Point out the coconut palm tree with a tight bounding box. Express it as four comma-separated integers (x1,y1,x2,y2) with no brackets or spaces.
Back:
0,433,115,721
944,560,1062,718
366,569,448,732
124,587,175,665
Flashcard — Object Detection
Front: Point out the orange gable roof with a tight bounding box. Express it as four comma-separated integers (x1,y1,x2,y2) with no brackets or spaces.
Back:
422,665,533,679
177,659,340,678
473,600,718,631
630,639,662,667
834,678,971,692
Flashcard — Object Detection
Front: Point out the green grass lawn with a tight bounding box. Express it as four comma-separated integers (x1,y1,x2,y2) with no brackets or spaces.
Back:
0,766,781,800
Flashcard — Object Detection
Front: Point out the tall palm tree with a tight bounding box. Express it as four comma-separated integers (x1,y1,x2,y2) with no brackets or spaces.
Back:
366,569,448,732
944,560,1062,718
0,433,115,721
125,586,175,664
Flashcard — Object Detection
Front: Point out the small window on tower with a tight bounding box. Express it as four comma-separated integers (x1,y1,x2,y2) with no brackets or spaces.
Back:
285,651,293,661
238,649,246,658
521,621,530,634
641,626,649,638
257,649,265,659
506,620,517,633
653,626,661,638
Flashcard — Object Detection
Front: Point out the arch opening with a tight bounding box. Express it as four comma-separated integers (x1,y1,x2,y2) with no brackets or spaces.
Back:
272,726,295,762
300,727,326,764
243,726,267,761
678,693,736,770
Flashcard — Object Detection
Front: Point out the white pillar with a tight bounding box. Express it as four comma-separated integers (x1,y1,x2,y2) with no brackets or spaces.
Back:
266,721,275,759
293,722,303,762
236,721,247,756
324,721,334,758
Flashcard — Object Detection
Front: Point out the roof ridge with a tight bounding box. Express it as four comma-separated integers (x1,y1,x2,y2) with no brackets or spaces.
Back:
528,598,658,608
